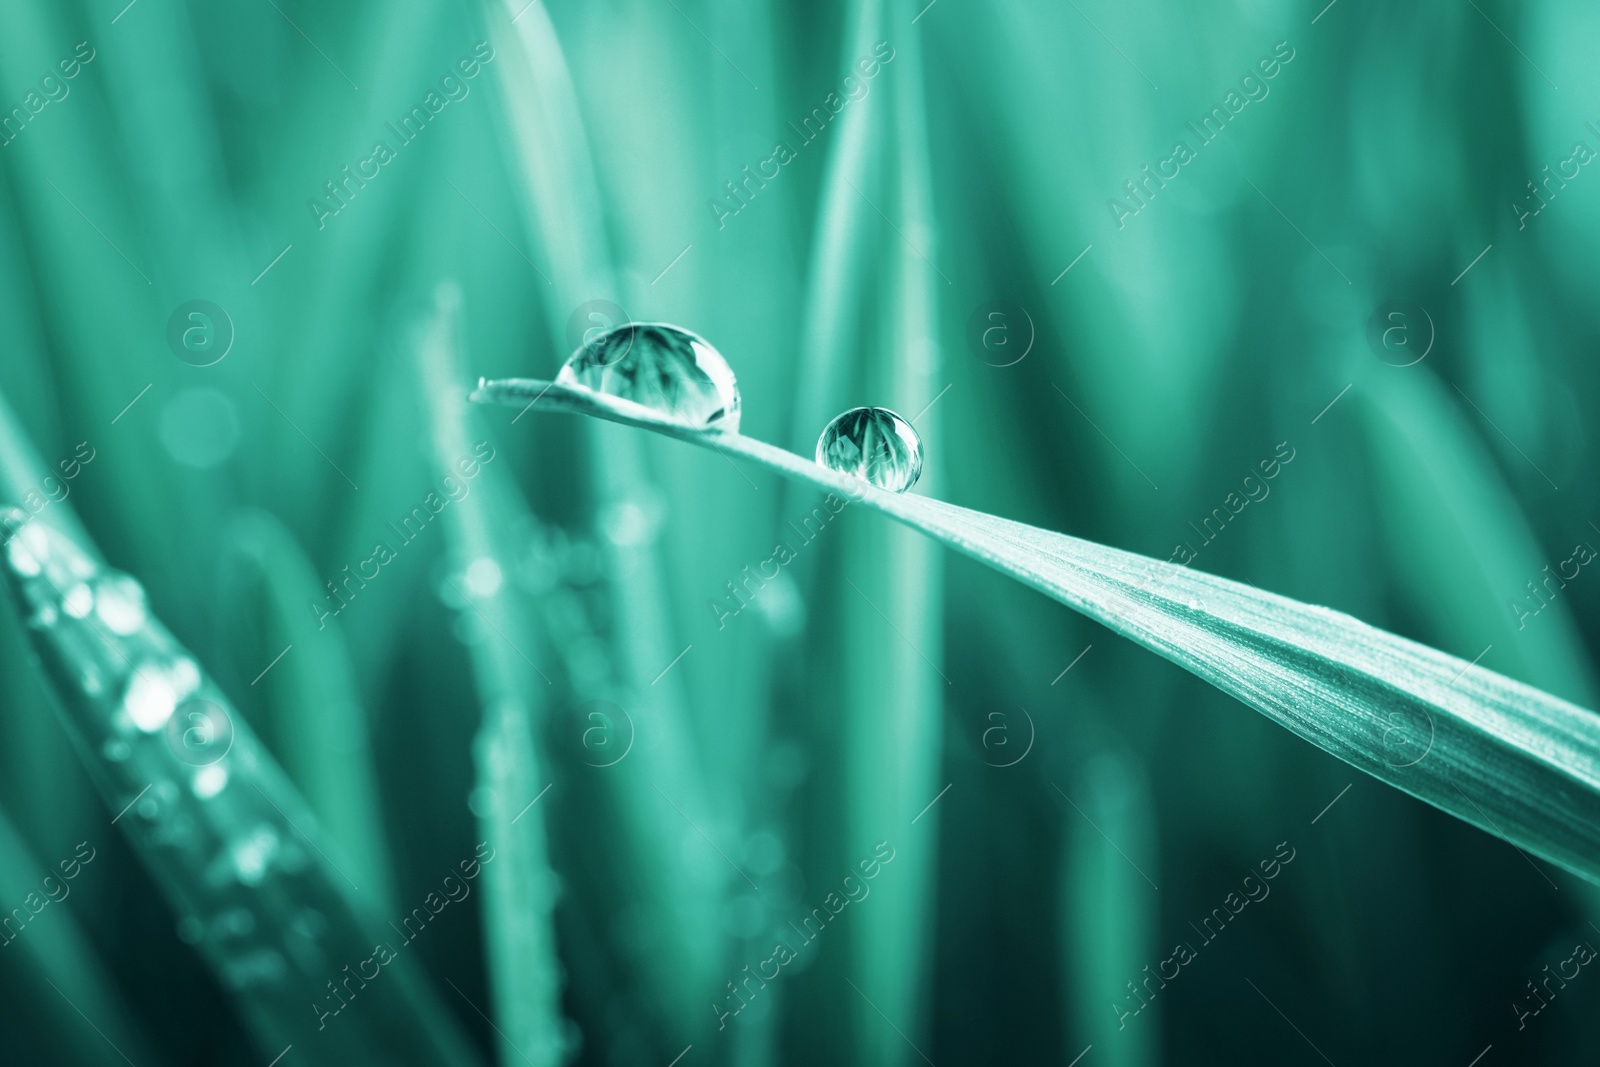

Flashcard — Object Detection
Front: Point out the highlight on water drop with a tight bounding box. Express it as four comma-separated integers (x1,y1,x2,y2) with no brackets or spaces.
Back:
814,406,924,493
554,322,741,432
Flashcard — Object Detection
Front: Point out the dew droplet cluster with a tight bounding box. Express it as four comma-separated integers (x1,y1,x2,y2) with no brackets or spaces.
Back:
481,321,928,493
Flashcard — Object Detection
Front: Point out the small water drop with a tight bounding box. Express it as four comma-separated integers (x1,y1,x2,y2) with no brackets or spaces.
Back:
124,666,179,733
95,575,148,635
167,698,234,766
171,658,201,695
225,949,288,989
232,825,281,886
15,518,49,552
158,387,241,470
602,497,662,547
755,571,805,638
63,546,94,581
815,407,924,492
464,557,503,598
556,322,741,432
193,764,228,798
213,907,256,939
63,583,94,619
122,659,201,733
6,533,42,577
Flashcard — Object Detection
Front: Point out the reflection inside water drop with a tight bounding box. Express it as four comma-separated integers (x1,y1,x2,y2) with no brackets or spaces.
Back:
815,406,924,493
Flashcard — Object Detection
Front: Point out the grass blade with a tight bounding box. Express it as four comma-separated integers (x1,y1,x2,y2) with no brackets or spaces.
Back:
1060,753,1158,1066
0,803,158,1067
814,6,949,1063
484,0,730,1037
473,378,1600,885
417,285,570,1067
214,507,399,911
0,507,483,1066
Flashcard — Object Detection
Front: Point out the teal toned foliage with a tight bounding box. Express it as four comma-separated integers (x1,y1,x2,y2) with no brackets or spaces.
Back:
1,0,1599,1064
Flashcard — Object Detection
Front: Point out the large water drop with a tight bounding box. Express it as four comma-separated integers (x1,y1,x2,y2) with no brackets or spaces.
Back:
556,322,741,432
815,407,924,493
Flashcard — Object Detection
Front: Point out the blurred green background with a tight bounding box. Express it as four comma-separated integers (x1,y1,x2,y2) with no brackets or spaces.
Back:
1,0,1598,1063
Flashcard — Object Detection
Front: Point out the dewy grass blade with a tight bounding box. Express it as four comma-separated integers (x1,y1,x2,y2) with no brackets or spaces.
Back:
416,285,570,1067
0,508,484,1066
474,377,1600,885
